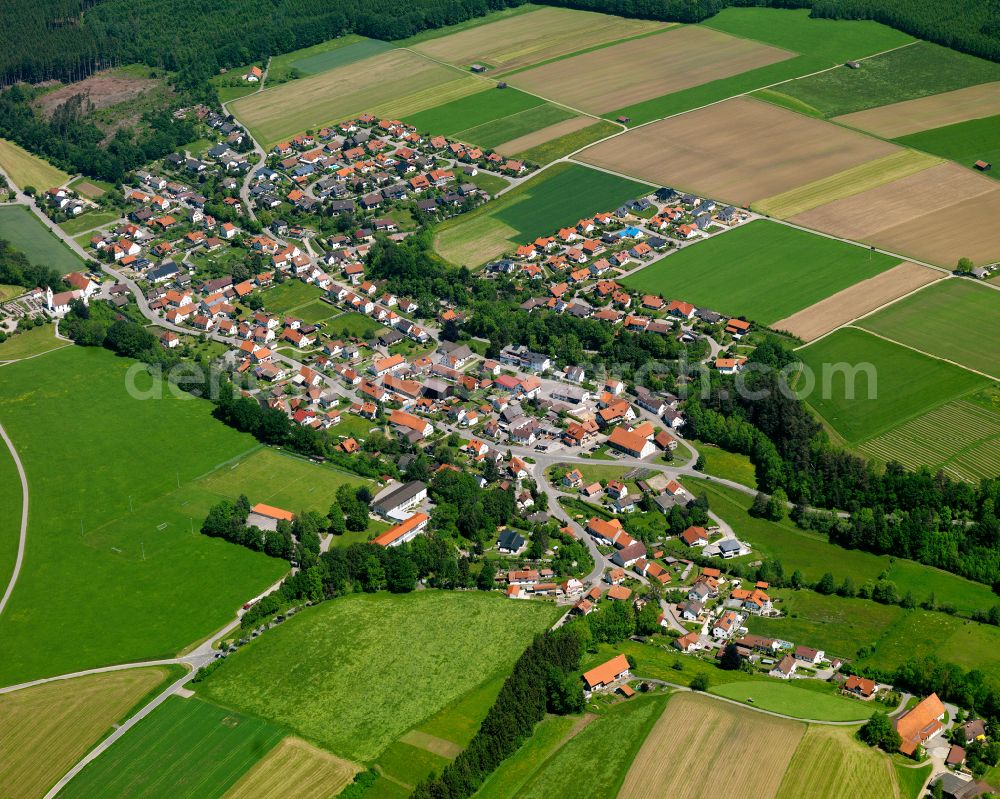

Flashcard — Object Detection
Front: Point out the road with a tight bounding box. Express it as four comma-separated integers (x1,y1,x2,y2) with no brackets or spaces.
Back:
0,422,28,616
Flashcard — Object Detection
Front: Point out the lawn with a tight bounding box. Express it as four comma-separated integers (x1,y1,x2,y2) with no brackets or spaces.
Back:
0,205,83,273
693,443,756,488
0,137,69,190
434,162,648,266
896,114,1000,181
513,120,620,165
465,170,510,196
58,208,122,236
260,279,325,315
777,41,1000,118
518,694,667,799
291,298,338,325
777,725,900,799
895,762,933,799
708,681,874,721
622,220,901,325
0,347,287,686
328,310,388,338
0,666,178,799
857,277,1000,379
198,591,561,762
405,87,543,137
223,736,359,799
473,714,579,799
0,322,67,361
797,327,990,444
0,283,23,301
59,696,286,799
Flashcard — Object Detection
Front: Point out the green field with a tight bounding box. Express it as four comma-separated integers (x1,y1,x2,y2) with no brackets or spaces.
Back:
405,88,543,136
474,714,579,799
58,209,122,236
622,221,900,325
858,280,1000,378
709,682,874,721
514,120,620,164
895,762,933,799
517,695,667,799
0,205,83,273
0,347,288,685
328,310,388,339
261,280,325,315
458,104,578,150
896,114,1000,179
289,298,338,325
0,432,20,602
434,162,647,266
777,725,900,799
0,323,67,361
0,137,69,191
777,41,1000,118
199,591,561,762
59,696,286,799
274,37,395,78
694,443,757,488
607,8,914,125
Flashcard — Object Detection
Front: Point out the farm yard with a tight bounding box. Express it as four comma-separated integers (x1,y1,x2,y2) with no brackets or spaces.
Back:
0,205,83,273
58,696,287,799
834,81,1000,138
222,736,359,799
0,667,179,799
0,347,288,686
773,261,944,342
434,162,647,266
618,692,804,799
621,220,902,326
509,25,793,116
197,591,561,762
577,97,899,207
0,136,69,191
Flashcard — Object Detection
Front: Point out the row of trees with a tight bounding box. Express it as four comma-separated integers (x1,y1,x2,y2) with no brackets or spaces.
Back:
201,494,323,563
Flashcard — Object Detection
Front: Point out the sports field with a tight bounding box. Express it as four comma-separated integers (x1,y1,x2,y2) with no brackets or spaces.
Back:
773,261,943,342
59,696,286,799
857,280,1000,378
0,137,68,190
895,114,1000,179
577,98,898,207
434,162,647,266
222,736,359,799
230,49,482,146
619,692,804,799
753,150,941,218
776,726,899,799
199,591,561,761
0,205,83,273
0,347,288,686
776,41,1000,118
511,25,792,115
709,682,874,722
797,328,990,445
834,81,1000,138
411,6,668,74
0,666,176,799
621,221,900,325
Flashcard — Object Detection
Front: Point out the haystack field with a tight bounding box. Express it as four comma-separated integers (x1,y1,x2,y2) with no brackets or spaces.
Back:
510,27,793,115
617,692,804,799
0,666,174,799
576,97,898,206
773,261,944,342
412,7,669,73
834,81,1000,138
495,116,599,155
223,736,359,799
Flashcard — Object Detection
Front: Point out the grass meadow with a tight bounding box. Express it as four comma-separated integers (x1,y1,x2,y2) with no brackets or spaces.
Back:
0,666,179,799
0,430,22,595
796,327,989,444
59,696,286,799
0,322,67,361
473,714,579,799
261,279,326,315
58,209,122,236
0,347,288,685
512,120,620,164
895,114,1000,178
776,725,900,799
693,443,757,488
0,137,69,190
223,737,359,799
709,681,873,721
270,36,394,79
405,87,543,136
0,205,83,273
622,220,900,325
199,591,561,762
457,104,578,150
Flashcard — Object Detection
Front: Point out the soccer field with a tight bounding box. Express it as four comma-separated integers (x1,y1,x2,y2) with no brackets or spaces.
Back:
622,220,900,325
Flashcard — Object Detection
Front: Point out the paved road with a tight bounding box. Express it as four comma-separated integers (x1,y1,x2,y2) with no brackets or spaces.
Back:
0,422,28,616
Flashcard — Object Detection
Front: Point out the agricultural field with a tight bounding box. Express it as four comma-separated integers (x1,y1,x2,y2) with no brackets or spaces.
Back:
752,150,941,218
268,35,394,80
518,694,668,799
834,81,1000,138
67,176,113,200
198,591,560,762
895,115,1000,179
856,279,1000,378
0,136,69,190
511,25,793,116
222,736,359,799
796,327,990,444
230,49,482,146
0,205,83,273
499,118,614,159
621,220,901,325
457,103,579,150
260,279,326,315
773,261,944,343
474,714,581,799
577,98,898,207
0,347,288,686
708,682,875,722
789,162,1000,266
0,322,68,361
776,726,900,799
410,5,669,74
434,162,647,266
693,443,757,488
328,310,389,338
0,666,180,799
0,433,20,591
618,692,804,799
59,696,286,799
775,41,1000,118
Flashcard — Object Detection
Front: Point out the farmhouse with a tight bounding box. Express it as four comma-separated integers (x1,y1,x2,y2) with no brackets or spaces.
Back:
582,654,630,692
895,693,946,756
246,503,295,532
680,526,708,547
843,675,878,699
769,654,797,679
